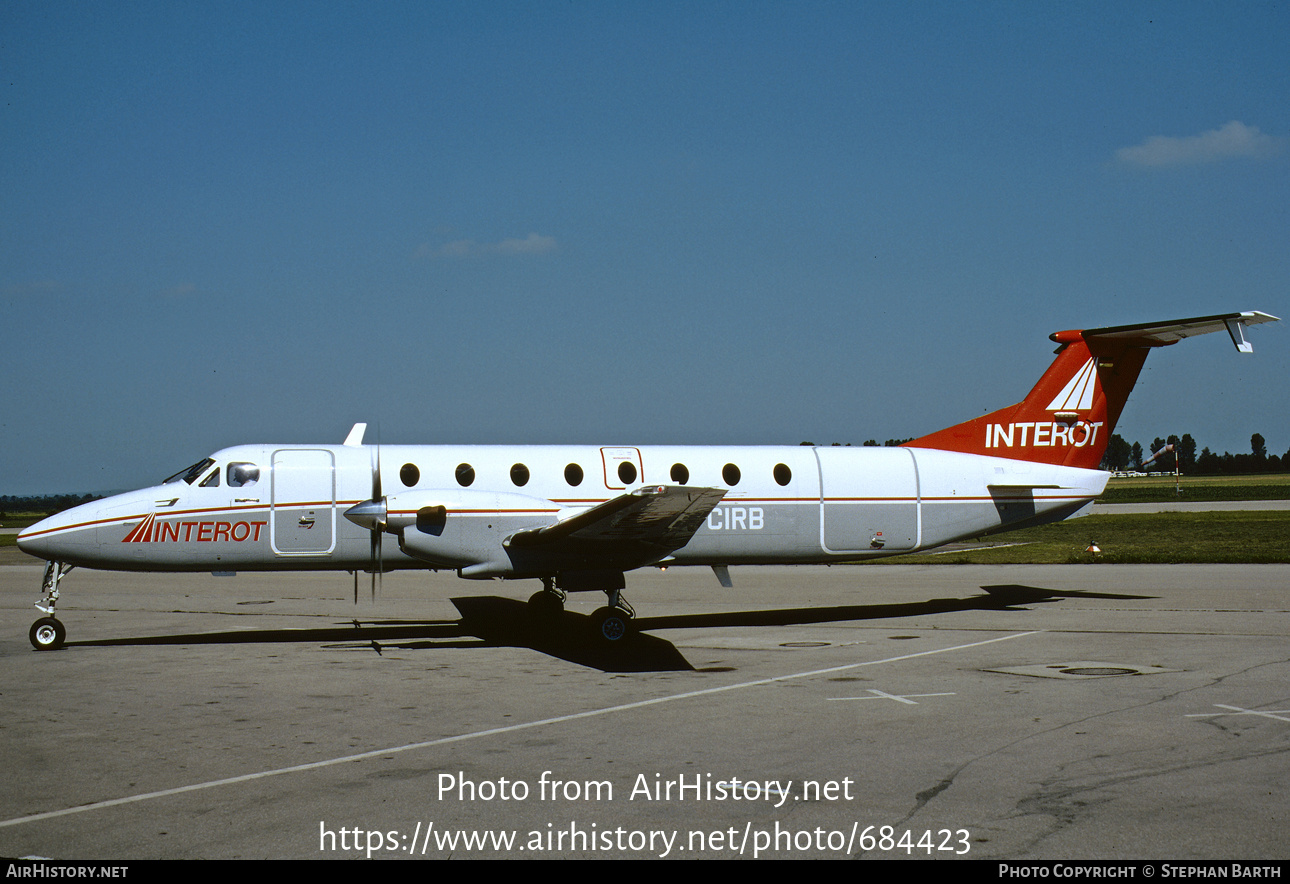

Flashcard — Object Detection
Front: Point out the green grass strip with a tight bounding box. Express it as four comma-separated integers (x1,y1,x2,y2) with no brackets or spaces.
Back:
1101,474,1290,504
882,510,1290,565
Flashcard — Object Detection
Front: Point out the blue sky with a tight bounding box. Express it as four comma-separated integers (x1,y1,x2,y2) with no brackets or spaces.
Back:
3,1,1287,495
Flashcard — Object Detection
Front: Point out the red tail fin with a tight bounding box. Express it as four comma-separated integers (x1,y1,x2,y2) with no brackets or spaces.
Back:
905,312,1278,470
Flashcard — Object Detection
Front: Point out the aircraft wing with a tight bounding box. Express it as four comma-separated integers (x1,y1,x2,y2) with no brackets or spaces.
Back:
503,485,726,572
1080,311,1279,352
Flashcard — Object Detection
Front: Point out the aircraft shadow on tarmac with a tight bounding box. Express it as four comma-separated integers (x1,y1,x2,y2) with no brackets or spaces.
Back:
61,583,1156,673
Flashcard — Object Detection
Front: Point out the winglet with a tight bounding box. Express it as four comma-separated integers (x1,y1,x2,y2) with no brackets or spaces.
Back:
1226,319,1254,353
343,423,367,447
1221,312,1278,352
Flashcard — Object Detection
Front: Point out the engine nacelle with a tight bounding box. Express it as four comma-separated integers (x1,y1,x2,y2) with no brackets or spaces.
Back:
385,489,566,574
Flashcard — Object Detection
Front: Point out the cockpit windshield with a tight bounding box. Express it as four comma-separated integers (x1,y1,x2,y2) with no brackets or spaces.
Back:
163,457,216,485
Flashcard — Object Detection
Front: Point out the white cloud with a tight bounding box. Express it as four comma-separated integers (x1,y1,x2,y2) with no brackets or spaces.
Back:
496,233,558,254
1116,121,1285,167
419,232,558,259
159,283,196,298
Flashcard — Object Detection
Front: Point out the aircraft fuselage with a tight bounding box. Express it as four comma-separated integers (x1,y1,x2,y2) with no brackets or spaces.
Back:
19,442,1106,578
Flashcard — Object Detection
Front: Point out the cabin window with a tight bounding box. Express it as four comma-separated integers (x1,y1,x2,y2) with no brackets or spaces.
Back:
565,463,584,486
773,463,792,486
227,463,260,488
511,463,530,486
722,463,741,486
400,463,420,487
670,463,689,485
617,461,637,485
455,463,475,487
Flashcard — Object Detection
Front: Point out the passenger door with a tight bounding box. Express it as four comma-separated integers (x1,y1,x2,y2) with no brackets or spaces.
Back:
270,449,336,555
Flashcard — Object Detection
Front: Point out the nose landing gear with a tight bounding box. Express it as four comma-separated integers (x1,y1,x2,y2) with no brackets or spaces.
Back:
30,617,66,651
30,561,73,650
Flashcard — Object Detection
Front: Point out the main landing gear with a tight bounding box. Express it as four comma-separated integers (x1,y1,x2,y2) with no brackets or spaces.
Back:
30,561,73,650
528,577,567,619
590,587,636,644
526,573,637,643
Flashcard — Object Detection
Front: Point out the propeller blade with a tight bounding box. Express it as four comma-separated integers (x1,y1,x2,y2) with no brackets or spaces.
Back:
375,519,383,598
341,428,387,603
372,435,382,599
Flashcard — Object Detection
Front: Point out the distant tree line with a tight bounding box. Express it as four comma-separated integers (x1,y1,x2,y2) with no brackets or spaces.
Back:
799,440,914,447
0,493,102,518
1101,433,1286,474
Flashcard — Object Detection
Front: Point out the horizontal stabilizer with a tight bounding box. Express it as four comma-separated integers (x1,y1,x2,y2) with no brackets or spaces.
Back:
1075,311,1278,351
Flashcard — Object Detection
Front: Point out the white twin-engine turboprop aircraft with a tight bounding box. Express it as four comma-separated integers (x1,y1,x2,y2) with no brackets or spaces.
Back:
19,311,1278,650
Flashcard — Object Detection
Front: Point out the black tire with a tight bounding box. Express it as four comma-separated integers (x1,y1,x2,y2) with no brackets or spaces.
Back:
528,590,564,618
30,617,66,651
590,607,633,643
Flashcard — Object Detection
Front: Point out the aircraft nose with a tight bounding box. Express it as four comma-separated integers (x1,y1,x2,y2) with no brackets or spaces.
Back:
17,520,56,560
17,505,103,563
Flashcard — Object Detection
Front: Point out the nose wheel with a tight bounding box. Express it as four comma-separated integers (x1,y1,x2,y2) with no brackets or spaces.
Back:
30,561,73,650
30,617,66,651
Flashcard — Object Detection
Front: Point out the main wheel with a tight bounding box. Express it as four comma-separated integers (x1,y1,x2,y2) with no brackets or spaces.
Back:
528,590,565,619
30,617,66,651
590,607,633,643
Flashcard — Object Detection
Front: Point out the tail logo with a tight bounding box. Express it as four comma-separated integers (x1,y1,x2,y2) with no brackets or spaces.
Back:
1045,358,1097,412
985,357,1104,452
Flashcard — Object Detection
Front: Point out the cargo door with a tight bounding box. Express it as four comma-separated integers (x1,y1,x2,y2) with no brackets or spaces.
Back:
815,447,920,552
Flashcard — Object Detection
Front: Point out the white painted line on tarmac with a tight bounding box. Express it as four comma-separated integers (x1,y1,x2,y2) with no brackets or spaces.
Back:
0,630,1039,829
828,689,956,705
1186,703,1290,723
